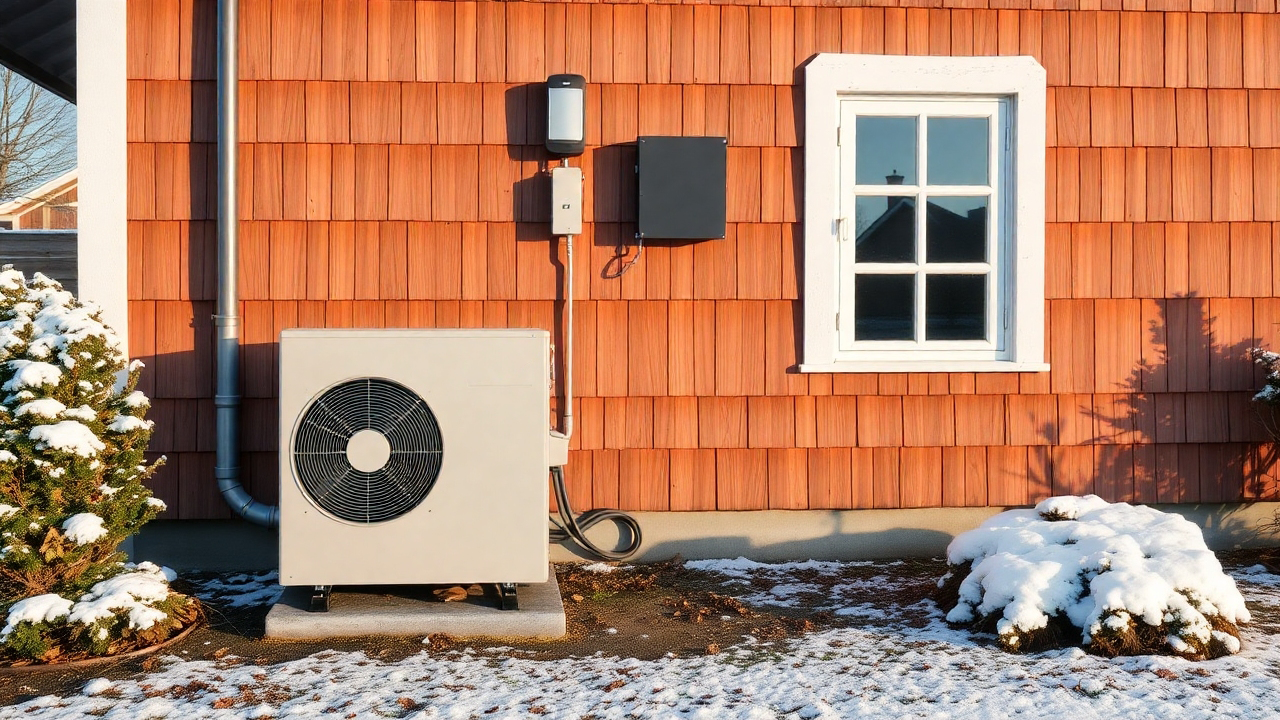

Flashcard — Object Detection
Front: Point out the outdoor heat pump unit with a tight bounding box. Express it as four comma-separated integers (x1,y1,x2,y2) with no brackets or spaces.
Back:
277,328,551,608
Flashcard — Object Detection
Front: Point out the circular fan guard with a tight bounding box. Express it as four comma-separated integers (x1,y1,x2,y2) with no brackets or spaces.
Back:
292,378,443,523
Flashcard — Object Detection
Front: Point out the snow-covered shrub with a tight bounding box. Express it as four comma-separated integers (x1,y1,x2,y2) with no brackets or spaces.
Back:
938,495,1249,660
1250,346,1280,401
1249,347,1280,440
0,269,195,663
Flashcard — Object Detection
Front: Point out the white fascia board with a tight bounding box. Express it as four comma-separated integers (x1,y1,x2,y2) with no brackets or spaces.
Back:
76,0,129,352
805,53,1047,97
0,169,78,216
802,53,1048,373
800,361,1050,374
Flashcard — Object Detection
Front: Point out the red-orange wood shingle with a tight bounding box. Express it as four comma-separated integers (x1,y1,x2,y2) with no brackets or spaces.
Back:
131,3,1280,517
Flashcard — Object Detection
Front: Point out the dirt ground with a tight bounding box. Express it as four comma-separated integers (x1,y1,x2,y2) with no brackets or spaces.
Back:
2,550,1276,706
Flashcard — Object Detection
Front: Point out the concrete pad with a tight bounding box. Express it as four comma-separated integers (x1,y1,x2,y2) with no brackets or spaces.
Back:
264,566,565,640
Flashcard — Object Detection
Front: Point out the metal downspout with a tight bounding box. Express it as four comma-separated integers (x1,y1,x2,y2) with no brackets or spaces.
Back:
215,0,277,527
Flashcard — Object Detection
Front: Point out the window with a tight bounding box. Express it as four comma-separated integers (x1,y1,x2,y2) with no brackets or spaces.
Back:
801,55,1048,373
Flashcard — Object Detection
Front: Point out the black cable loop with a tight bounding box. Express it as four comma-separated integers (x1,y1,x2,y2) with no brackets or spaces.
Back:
548,466,642,561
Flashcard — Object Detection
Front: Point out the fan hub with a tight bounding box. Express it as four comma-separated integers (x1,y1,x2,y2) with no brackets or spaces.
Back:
346,429,391,473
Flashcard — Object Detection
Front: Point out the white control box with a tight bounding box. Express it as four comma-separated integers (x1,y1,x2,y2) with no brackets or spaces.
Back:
550,166,583,236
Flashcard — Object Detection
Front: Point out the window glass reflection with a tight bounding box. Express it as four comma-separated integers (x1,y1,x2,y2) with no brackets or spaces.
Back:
855,196,915,263
856,275,915,340
926,196,988,263
927,117,989,186
856,116,917,185
925,274,986,340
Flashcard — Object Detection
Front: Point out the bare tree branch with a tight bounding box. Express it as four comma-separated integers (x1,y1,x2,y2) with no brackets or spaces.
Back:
0,67,76,203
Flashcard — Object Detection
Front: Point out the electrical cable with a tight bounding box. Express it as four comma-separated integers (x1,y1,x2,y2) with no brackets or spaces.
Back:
549,466,643,561
545,168,642,562
602,235,644,279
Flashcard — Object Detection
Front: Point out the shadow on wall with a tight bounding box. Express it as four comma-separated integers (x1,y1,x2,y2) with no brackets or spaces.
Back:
126,9,230,520
637,527,958,564
586,508,964,563
1017,295,1278,517
576,505,1280,563
129,343,282,523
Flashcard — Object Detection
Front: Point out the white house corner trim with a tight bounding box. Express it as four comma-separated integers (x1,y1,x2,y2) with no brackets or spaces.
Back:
76,0,130,355
1012,68,1048,367
801,53,1049,372
802,62,841,367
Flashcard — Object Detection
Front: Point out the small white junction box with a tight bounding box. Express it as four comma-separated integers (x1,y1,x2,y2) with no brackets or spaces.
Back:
550,166,583,236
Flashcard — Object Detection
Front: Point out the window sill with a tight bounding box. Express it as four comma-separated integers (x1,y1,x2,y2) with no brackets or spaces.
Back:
798,361,1050,374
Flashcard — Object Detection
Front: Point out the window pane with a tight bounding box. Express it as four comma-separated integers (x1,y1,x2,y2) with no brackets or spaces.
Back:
926,274,986,340
927,117,989,186
855,275,915,340
855,196,915,263
926,196,988,263
856,116,917,185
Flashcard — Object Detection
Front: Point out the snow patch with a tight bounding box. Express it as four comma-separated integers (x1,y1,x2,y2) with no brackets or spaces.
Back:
62,405,97,422
68,562,177,631
106,414,151,433
121,391,149,408
1,594,73,638
62,513,108,545
1036,494,1110,520
0,266,23,291
29,420,105,457
686,557,865,577
0,503,16,518
187,570,283,608
14,397,67,419
3,360,62,391
83,679,114,696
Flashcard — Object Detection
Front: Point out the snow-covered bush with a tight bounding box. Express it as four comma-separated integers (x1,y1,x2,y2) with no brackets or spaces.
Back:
937,495,1249,660
0,269,195,663
1249,347,1280,440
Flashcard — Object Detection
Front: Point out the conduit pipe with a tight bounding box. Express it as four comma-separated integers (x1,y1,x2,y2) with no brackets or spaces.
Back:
547,161,641,560
558,159,574,442
215,0,278,527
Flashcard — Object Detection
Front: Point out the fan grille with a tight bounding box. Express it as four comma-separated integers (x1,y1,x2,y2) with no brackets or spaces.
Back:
292,378,443,523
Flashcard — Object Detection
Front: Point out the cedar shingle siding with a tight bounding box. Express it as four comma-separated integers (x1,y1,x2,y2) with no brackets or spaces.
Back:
127,1,1280,519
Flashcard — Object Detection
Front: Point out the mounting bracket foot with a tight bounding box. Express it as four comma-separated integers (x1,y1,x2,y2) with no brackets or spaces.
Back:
497,583,519,611
309,585,332,612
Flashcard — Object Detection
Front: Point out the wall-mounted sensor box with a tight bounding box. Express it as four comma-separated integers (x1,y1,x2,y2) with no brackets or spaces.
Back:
637,136,727,240
550,166,583,235
546,74,586,156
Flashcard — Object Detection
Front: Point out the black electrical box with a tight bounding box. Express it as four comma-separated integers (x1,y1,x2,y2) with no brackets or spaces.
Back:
636,136,727,240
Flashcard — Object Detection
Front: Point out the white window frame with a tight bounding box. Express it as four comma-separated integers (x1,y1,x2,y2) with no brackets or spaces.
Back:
839,97,1005,357
801,54,1047,374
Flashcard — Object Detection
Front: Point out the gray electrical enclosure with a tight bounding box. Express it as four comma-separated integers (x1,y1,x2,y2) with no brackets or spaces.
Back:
636,136,727,240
